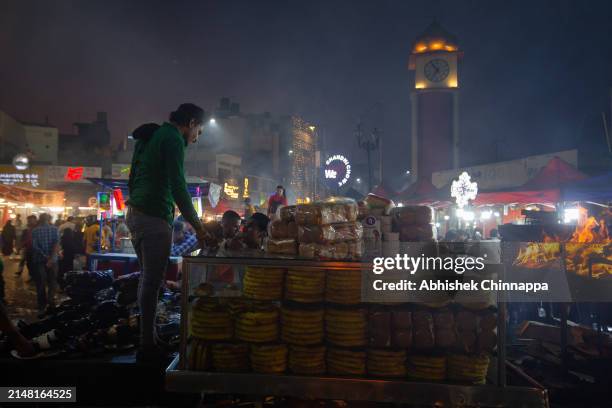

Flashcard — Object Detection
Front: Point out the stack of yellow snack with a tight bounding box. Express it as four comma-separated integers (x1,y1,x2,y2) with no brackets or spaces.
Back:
211,343,250,372
325,270,362,304
243,267,285,300
288,345,326,375
407,355,447,381
250,344,288,374
447,354,490,384
281,306,324,345
235,306,279,343
189,339,209,370
325,307,367,347
190,298,233,341
285,268,325,303
367,349,407,377
327,347,366,376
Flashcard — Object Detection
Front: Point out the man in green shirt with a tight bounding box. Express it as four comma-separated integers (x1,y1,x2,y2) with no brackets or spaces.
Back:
127,103,207,363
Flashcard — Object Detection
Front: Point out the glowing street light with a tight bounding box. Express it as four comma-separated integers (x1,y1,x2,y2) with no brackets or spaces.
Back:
356,178,361,183
209,118,216,125
288,150,294,155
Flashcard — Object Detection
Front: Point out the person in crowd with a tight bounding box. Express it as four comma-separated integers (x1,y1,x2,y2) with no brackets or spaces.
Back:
0,302,34,357
457,230,469,242
244,197,255,219
127,103,209,363
54,216,63,228
84,215,106,255
1,220,16,256
489,228,500,240
31,213,60,316
473,228,483,241
102,219,113,250
267,185,287,217
114,216,130,248
59,227,77,283
16,215,38,279
243,213,270,249
15,214,23,228
58,216,76,234
171,221,199,256
444,229,458,242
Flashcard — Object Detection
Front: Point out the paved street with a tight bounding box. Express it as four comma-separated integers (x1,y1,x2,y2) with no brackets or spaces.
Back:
3,255,41,322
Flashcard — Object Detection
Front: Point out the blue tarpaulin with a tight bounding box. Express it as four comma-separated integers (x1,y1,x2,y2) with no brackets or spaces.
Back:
561,172,612,203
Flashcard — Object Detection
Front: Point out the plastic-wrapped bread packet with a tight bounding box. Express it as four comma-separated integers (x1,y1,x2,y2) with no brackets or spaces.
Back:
268,219,289,239
392,205,433,225
279,205,297,222
265,238,298,255
295,199,358,225
298,241,362,260
297,222,363,244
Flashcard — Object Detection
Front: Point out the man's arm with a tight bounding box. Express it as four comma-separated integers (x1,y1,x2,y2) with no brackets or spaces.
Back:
162,135,203,232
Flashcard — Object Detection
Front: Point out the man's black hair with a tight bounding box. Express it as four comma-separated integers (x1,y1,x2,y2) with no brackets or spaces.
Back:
222,210,241,222
132,123,160,142
249,212,270,233
169,103,205,126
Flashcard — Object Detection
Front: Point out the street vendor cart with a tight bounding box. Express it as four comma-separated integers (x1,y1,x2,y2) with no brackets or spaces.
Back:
165,253,549,407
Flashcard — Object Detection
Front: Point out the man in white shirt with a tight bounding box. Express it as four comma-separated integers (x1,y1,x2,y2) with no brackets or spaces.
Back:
58,216,76,234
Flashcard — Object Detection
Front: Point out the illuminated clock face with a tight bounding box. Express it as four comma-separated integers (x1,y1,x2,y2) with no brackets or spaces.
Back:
424,58,450,83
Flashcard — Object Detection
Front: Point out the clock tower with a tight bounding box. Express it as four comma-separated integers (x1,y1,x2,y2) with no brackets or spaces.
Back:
409,21,461,182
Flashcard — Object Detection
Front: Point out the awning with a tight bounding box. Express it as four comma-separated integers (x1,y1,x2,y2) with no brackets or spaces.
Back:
473,189,560,206
521,156,587,189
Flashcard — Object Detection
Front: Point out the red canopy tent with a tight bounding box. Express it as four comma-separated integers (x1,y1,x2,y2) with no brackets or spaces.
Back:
396,179,449,206
370,182,396,200
521,156,587,189
473,189,560,206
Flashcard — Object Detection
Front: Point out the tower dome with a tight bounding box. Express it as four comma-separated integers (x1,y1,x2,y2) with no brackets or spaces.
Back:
412,20,458,54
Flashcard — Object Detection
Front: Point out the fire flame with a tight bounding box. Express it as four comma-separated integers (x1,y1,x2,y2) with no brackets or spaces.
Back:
513,208,612,278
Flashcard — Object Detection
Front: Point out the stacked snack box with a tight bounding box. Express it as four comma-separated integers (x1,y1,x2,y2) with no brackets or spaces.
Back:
186,198,496,385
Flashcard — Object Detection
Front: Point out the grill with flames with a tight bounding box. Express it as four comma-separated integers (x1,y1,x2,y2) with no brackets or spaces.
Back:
513,208,612,278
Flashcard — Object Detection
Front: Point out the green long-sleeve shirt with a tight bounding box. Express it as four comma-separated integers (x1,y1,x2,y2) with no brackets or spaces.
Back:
127,122,201,229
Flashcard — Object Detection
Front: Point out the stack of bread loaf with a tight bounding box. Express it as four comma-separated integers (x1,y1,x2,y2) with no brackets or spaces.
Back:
391,205,435,243
266,206,299,255
291,198,363,260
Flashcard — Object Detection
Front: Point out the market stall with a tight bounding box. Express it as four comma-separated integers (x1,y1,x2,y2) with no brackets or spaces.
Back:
165,198,549,407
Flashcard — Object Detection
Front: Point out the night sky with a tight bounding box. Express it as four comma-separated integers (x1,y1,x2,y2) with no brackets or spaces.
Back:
1,0,612,184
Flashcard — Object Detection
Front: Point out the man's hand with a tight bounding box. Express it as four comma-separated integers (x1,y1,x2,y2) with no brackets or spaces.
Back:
195,227,213,245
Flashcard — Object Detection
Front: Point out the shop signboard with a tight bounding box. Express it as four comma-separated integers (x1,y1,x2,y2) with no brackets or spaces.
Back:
46,166,102,184
432,149,578,190
0,165,44,188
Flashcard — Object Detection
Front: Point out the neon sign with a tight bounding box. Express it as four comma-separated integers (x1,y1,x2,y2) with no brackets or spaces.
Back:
65,167,84,181
324,154,351,187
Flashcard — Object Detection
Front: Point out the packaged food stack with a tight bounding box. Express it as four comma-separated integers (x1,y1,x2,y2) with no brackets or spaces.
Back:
327,347,366,376
447,354,490,384
363,193,395,217
285,268,325,303
325,307,367,347
265,238,299,255
288,345,326,375
235,305,279,343
211,343,250,372
190,298,233,341
391,309,412,348
367,349,407,377
407,355,447,381
369,307,391,347
477,311,497,353
325,269,362,304
455,310,478,353
189,338,210,370
243,267,285,301
266,206,300,255
434,310,457,348
250,344,288,374
296,198,363,261
412,310,435,350
392,206,435,242
281,306,324,346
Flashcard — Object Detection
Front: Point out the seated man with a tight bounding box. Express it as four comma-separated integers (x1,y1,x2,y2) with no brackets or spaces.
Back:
170,221,199,256
225,212,270,251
